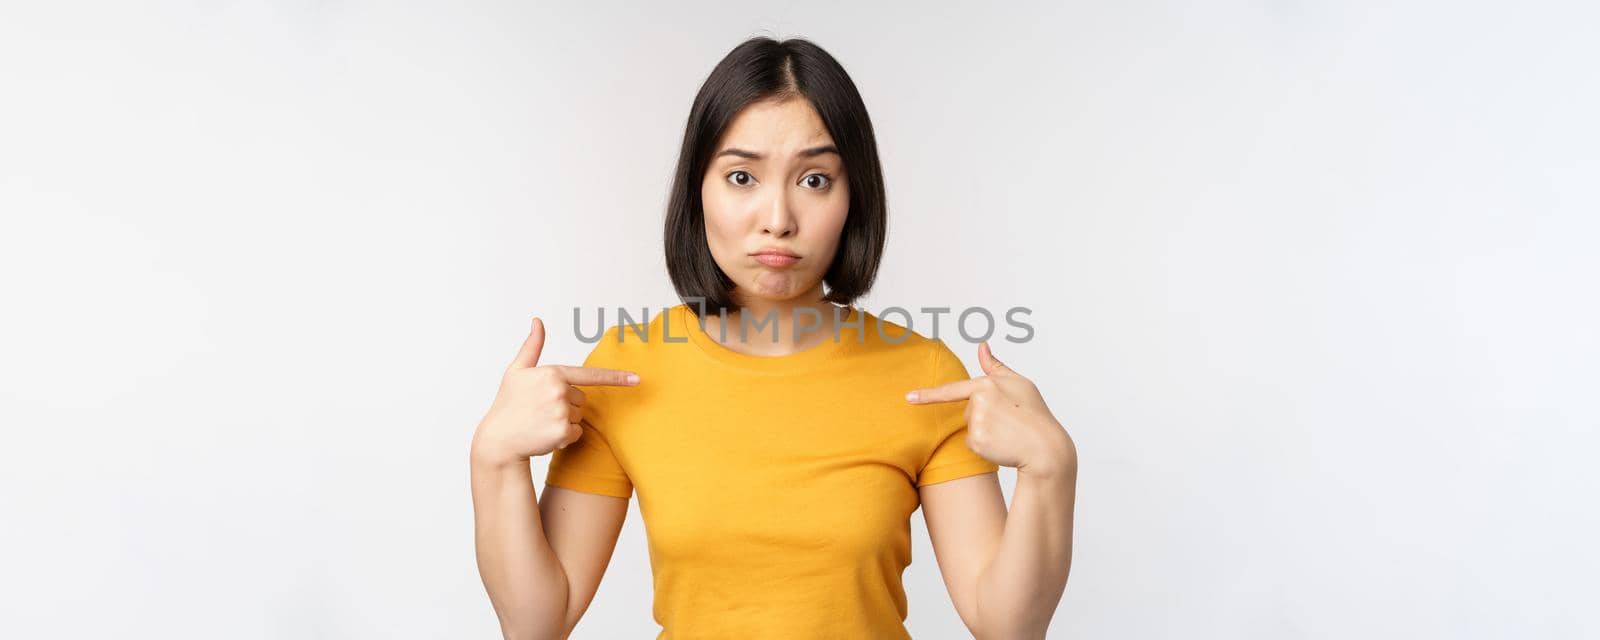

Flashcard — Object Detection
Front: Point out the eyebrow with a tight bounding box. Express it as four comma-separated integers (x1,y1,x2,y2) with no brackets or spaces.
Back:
713,145,840,161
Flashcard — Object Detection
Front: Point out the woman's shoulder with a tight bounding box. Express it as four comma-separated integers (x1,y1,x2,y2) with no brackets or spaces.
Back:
851,306,964,369
846,309,976,392
577,305,672,367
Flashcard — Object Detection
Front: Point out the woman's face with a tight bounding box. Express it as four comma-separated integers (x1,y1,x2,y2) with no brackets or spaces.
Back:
700,96,850,305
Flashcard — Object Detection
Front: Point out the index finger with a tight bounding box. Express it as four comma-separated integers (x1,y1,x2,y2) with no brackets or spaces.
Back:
557,365,641,387
905,378,980,404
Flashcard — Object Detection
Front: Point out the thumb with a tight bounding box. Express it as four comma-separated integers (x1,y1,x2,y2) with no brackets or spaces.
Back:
509,316,546,369
978,341,1012,377
556,422,583,449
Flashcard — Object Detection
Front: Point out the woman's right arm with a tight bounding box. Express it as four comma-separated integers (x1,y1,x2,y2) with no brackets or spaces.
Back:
470,317,639,640
470,457,629,639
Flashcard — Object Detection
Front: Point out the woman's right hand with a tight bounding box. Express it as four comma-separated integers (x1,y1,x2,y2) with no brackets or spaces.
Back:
470,316,640,466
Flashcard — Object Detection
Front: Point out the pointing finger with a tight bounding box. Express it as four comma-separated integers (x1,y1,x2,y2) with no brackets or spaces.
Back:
906,378,981,404
558,365,641,387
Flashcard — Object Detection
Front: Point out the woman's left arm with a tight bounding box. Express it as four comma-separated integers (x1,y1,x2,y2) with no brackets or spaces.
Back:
910,341,1079,640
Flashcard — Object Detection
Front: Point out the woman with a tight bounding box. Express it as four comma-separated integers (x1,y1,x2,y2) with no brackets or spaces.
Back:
470,36,1078,639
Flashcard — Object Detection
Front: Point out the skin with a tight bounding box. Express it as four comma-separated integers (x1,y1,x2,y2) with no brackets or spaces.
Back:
697,96,851,354
469,95,1078,640
697,97,1080,637
469,317,639,640
908,343,1079,639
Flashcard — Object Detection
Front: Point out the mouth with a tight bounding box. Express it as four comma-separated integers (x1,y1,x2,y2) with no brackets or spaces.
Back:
749,248,800,268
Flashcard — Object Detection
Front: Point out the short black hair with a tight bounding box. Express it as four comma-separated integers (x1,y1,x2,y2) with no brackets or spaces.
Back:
663,36,887,317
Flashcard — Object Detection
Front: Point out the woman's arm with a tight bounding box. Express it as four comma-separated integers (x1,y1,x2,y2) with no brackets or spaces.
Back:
910,341,1080,638
470,454,628,640
470,456,569,639
921,453,1077,639
470,317,640,639
978,456,1076,639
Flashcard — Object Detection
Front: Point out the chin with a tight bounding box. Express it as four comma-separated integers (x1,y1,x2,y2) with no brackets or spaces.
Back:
739,278,822,304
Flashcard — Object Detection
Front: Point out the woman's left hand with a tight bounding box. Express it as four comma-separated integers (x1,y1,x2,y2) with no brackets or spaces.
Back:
906,342,1078,478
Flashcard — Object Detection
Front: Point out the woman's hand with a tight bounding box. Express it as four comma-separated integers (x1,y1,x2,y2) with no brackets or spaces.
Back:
906,342,1077,478
470,317,640,467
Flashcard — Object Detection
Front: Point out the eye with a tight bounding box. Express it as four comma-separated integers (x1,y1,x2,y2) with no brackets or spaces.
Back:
801,173,833,190
725,170,757,187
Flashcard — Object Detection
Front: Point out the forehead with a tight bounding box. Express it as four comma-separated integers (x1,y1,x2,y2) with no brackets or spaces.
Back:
715,97,835,151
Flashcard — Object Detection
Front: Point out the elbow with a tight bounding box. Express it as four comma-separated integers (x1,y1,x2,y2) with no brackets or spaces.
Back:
495,608,574,640
971,603,1052,640
497,622,569,640
973,621,1049,640
491,576,576,640
495,618,542,640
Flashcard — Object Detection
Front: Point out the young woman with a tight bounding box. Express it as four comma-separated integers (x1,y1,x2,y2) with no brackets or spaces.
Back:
470,37,1078,639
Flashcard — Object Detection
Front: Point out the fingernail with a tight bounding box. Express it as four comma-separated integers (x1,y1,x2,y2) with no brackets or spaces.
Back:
905,391,919,402
626,373,640,384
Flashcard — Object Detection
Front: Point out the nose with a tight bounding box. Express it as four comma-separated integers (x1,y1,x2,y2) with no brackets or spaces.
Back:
761,189,797,238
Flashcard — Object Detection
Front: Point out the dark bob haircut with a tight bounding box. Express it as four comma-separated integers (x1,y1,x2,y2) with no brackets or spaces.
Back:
663,36,887,317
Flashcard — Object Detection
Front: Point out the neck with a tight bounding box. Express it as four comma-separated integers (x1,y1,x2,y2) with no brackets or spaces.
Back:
710,284,843,356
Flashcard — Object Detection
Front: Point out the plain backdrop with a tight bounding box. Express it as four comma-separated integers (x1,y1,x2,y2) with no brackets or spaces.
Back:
2,1,1596,638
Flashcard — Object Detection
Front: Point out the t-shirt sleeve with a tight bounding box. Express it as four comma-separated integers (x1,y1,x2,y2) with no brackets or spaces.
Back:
543,329,634,499
916,340,1000,487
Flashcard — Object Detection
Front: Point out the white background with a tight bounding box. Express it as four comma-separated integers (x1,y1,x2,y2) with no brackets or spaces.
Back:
2,1,1596,638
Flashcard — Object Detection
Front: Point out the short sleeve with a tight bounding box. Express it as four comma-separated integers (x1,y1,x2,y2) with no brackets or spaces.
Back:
543,328,634,499
545,421,632,498
916,340,1000,487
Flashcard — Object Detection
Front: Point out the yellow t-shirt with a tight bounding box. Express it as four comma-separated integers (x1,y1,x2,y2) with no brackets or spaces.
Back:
546,303,997,639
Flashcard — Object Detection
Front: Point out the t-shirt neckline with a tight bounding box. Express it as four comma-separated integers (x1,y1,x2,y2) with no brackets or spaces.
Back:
674,303,861,374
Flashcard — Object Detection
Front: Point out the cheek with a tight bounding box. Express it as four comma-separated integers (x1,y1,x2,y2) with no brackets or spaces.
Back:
700,183,739,249
812,189,850,251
